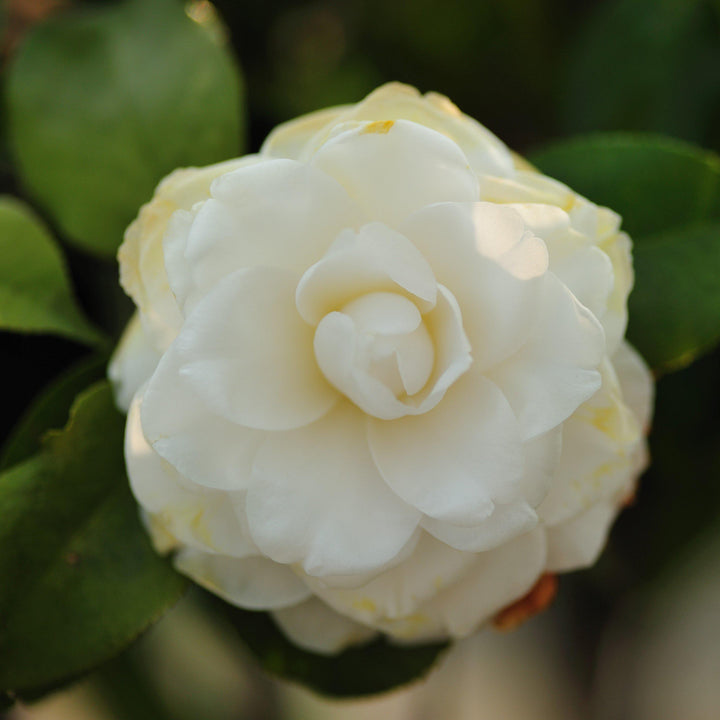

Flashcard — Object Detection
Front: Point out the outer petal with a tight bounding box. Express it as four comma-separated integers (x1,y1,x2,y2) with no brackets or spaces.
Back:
140,338,263,491
600,232,634,354
310,119,479,228
246,403,421,578
109,313,162,412
407,526,547,640
126,392,255,556
421,501,538,553
297,82,515,177
368,368,524,525
613,341,654,432
506,203,614,324
489,272,605,440
272,598,377,655
538,361,641,525
174,549,312,610
118,156,260,348
401,202,548,371
163,159,365,313
157,266,338,432
545,502,618,572
304,532,478,626
261,106,349,159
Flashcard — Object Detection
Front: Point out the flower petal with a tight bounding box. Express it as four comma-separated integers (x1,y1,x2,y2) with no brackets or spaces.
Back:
311,119,479,228
313,284,470,421
506,203,614,324
126,392,255,556
109,313,162,412
304,532,478,626
160,266,339,432
174,549,311,610
163,158,364,313
272,598,377,655
545,502,617,572
140,343,263,491
401,202,548,370
613,341,654,432
489,272,605,440
600,232,634,354
304,82,515,177
295,222,437,324
537,362,640,525
415,526,547,639
246,403,421,577
261,106,349,159
119,157,261,346
368,368,524,525
421,501,538,553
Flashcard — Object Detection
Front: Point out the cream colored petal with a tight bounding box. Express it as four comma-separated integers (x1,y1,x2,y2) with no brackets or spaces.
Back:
118,156,261,349
389,526,547,640
368,368,524,525
159,266,338,432
402,202,548,371
295,221,437,324
108,313,162,412
537,361,641,525
304,532,478,626
139,339,263,492
126,392,255,557
261,106,350,159
313,285,470,420
330,82,515,177
545,501,618,572
164,158,365,314
613,341,654,432
421,501,538,553
272,598,377,655
310,119,479,228
174,549,311,610
489,273,605,441
246,403,421,578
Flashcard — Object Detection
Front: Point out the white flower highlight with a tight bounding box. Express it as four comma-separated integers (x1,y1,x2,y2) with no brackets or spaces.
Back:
110,83,653,654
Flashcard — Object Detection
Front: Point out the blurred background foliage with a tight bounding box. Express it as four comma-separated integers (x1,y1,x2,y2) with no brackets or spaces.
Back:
1,0,720,718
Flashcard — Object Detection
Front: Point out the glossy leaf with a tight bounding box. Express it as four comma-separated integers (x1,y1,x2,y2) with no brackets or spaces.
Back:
218,599,447,698
628,223,720,372
0,382,187,696
530,134,720,239
6,0,244,256
0,197,103,344
0,354,106,471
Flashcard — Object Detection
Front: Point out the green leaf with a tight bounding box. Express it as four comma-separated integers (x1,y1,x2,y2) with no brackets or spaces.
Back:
0,196,103,344
6,0,244,257
217,600,447,697
529,134,720,239
0,355,106,472
0,382,187,696
561,0,720,145
530,134,720,373
628,223,720,372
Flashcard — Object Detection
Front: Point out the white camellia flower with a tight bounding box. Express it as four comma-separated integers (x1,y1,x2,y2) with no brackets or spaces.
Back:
110,83,654,654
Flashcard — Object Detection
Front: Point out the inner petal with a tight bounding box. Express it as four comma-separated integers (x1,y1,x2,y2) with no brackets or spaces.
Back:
313,284,470,420
295,221,437,325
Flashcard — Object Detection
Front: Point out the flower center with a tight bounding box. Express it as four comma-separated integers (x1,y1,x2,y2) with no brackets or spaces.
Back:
343,292,434,397
313,291,442,420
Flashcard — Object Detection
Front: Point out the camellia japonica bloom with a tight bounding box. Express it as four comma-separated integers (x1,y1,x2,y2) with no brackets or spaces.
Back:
110,83,653,654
